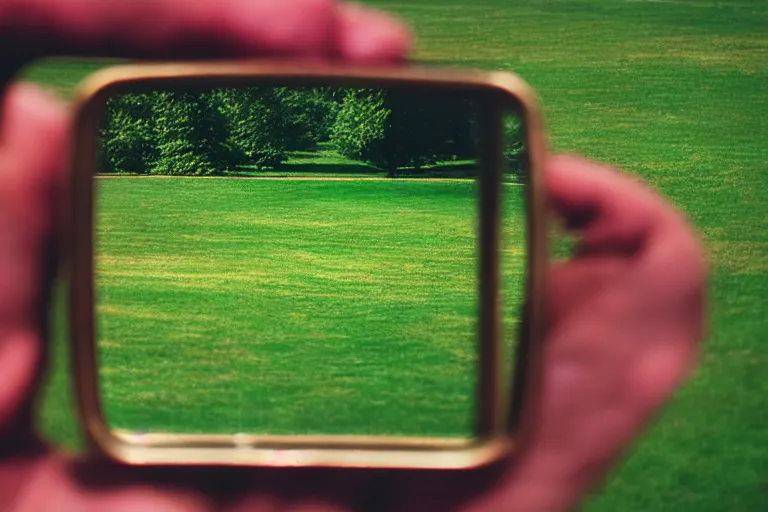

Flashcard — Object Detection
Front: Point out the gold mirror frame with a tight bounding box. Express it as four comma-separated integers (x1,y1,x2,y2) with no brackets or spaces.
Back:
66,61,549,470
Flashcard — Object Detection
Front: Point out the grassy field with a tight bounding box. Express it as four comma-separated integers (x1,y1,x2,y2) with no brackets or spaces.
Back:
17,0,768,510
91,177,525,437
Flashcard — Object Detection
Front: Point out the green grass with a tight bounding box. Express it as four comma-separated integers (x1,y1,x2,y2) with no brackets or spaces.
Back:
91,177,525,437
18,0,768,510
38,176,527,447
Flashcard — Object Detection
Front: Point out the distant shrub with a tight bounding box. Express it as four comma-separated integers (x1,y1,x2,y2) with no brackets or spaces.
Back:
99,92,160,174
99,85,525,178
219,88,290,171
279,87,341,151
100,88,294,175
329,89,390,171
330,88,479,177
149,91,236,176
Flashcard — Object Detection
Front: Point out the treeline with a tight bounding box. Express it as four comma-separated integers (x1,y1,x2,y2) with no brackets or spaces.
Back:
99,86,524,178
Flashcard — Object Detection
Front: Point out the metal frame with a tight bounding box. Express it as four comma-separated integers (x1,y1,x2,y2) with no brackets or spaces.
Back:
66,61,548,469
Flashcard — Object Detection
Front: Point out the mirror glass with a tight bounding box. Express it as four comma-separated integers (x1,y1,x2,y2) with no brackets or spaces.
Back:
93,83,528,439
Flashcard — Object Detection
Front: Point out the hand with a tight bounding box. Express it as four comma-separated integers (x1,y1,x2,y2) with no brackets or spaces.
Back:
379,156,707,511
0,0,706,510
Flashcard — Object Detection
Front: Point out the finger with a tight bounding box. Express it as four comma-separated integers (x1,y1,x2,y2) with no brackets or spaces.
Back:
546,153,707,321
0,0,411,77
635,207,707,304
335,2,413,62
10,456,211,511
382,156,708,512
545,257,625,325
0,83,68,448
544,154,677,256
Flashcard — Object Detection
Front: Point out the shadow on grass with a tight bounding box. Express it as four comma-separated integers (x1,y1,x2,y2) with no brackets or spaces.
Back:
227,160,481,179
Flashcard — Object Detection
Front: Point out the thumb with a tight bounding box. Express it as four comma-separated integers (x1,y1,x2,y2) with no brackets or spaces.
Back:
0,83,68,451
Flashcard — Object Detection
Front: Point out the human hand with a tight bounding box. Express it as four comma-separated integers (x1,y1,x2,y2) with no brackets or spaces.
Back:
0,1,706,510
373,155,707,511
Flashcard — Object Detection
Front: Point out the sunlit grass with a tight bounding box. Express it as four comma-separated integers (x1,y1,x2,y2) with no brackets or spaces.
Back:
47,177,526,440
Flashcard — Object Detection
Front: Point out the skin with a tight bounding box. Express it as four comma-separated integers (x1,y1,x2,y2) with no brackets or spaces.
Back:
0,0,707,510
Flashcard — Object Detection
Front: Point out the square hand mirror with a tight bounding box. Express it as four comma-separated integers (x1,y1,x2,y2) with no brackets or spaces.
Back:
66,61,548,469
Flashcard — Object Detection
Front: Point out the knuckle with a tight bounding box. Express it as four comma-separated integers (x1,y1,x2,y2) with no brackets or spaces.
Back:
670,219,707,290
646,204,708,296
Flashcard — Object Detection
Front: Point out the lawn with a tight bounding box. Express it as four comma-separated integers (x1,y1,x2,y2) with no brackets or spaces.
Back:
90,177,526,438
17,0,768,510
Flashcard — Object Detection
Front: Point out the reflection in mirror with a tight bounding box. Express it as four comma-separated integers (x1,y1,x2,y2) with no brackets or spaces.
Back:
94,84,528,439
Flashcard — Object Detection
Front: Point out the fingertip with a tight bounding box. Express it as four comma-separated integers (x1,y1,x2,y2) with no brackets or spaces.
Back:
335,3,412,62
543,153,652,221
543,154,589,200
2,82,68,149
3,82,66,113
541,154,600,227
543,153,593,176
0,82,69,248
543,153,609,196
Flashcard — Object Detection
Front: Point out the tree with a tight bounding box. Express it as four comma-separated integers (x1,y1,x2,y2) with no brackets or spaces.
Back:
329,88,390,172
150,90,236,176
220,87,291,171
99,92,160,174
329,88,478,177
278,87,341,151
503,115,526,183
99,87,301,176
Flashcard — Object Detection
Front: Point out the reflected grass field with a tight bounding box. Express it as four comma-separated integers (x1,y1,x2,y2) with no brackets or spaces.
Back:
91,177,526,437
